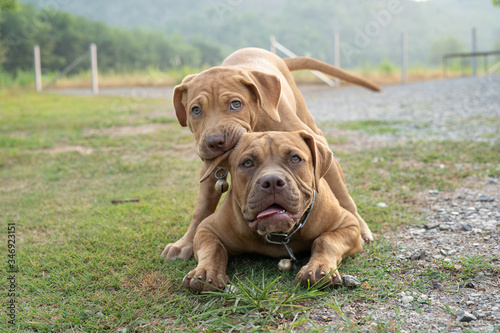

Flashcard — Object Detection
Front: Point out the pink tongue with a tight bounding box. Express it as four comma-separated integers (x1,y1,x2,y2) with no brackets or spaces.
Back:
257,206,284,219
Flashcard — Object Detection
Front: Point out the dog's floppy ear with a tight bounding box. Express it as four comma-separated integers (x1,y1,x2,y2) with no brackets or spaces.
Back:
298,131,334,192
242,70,281,123
173,74,197,127
199,149,233,183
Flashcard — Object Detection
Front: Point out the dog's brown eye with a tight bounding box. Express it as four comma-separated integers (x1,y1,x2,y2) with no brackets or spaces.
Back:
191,106,202,117
230,100,242,111
242,159,253,168
291,155,302,164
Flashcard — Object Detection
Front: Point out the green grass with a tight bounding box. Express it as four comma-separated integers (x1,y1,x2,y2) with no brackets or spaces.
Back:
1,90,499,332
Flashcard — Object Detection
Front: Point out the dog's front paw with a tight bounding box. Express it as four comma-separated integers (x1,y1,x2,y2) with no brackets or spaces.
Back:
295,261,342,288
360,226,374,245
161,237,193,260
183,267,229,292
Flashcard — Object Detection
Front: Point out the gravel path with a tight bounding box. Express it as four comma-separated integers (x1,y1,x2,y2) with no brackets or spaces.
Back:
302,75,500,143
310,179,500,332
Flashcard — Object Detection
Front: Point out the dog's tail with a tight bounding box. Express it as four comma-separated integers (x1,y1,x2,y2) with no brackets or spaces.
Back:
283,57,381,92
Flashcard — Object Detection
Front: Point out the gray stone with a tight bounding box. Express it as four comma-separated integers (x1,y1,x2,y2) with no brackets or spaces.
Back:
472,311,486,318
410,249,426,260
478,194,494,202
402,296,414,304
342,275,361,287
464,281,475,289
424,222,440,229
456,310,477,322
462,223,473,231
488,178,500,185
483,220,498,230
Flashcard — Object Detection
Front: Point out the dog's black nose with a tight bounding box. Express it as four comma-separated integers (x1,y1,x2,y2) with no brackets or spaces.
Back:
207,135,226,151
260,174,286,193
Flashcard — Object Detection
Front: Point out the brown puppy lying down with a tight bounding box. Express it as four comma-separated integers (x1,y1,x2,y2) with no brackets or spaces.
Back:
163,47,378,260
183,131,363,292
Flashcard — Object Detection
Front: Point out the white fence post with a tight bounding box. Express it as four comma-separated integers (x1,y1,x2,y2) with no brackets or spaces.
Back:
333,32,340,87
401,32,408,84
471,27,477,76
270,36,277,54
90,43,99,95
34,45,42,92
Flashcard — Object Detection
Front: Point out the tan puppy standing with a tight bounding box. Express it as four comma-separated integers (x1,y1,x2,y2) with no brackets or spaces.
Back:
163,47,378,260
183,131,363,292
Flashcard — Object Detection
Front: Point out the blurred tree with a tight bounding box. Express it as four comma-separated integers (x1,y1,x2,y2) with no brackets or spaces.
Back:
493,0,500,7
191,37,223,66
0,4,217,73
428,36,466,65
0,0,17,12
0,0,18,67
0,4,55,71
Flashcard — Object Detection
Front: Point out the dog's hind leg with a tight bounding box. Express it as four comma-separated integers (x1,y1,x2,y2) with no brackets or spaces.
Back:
322,159,374,244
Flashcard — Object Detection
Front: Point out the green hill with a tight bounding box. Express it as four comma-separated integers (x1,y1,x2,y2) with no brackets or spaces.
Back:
22,0,500,68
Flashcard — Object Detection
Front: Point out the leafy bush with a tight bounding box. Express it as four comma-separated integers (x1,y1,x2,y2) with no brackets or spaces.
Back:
378,58,399,74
